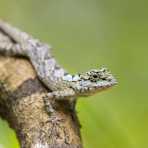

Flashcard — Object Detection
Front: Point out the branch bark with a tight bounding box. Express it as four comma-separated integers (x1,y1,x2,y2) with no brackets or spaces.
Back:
0,47,82,147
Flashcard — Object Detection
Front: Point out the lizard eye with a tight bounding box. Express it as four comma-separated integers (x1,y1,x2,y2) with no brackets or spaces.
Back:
89,73,100,82
92,74,98,79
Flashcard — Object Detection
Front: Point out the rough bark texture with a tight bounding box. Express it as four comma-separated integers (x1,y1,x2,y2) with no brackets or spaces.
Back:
0,55,82,148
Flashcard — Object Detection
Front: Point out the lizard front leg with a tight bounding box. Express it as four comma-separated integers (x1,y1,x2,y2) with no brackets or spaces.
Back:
43,88,76,113
47,88,75,100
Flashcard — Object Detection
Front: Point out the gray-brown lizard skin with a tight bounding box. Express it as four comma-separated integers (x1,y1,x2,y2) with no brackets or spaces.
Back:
0,20,117,106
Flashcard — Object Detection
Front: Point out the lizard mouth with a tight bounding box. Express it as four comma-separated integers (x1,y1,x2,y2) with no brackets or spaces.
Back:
81,80,117,96
89,76,117,92
97,77,117,89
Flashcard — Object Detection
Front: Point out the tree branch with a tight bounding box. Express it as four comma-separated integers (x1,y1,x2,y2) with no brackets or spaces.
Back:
0,51,82,147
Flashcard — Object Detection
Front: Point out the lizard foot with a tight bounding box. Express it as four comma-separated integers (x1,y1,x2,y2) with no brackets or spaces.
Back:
43,93,55,114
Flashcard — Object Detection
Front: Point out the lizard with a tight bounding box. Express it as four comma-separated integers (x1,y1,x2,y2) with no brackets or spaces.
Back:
0,20,117,112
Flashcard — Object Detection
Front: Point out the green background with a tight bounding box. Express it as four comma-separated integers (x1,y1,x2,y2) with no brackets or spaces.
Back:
0,0,147,148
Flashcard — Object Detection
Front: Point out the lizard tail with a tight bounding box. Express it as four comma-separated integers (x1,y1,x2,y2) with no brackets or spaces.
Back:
0,20,35,45
0,42,26,56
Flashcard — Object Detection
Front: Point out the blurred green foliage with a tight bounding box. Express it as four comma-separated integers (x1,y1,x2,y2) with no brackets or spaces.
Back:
0,0,147,148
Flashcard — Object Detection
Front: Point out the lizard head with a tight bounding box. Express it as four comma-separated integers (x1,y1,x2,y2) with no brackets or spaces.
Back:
63,67,117,96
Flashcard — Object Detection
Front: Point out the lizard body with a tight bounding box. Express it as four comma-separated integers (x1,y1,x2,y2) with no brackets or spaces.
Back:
0,20,117,112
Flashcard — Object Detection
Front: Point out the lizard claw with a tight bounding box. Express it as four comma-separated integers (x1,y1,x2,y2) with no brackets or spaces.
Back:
43,93,55,114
